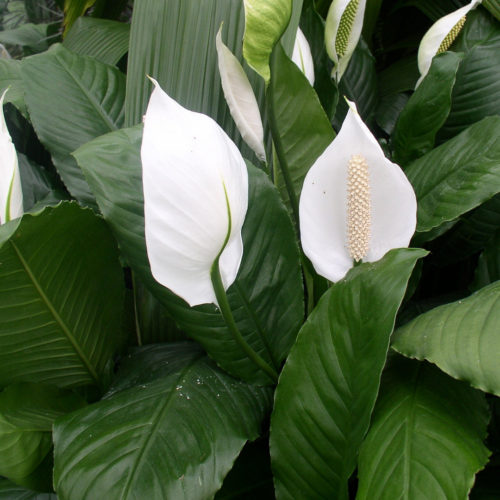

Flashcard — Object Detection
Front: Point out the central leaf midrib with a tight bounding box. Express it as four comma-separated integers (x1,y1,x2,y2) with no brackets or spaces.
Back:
120,351,205,499
10,240,100,386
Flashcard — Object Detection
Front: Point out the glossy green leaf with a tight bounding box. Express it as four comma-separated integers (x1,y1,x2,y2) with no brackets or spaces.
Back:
75,126,303,385
428,194,500,267
22,43,125,210
472,230,500,290
268,42,334,228
243,0,292,82
357,354,491,500
0,59,27,117
378,55,419,99
375,93,409,135
392,51,463,168
483,0,500,21
214,440,275,499
0,382,86,492
0,202,123,390
124,0,301,160
53,343,273,500
438,9,500,143
0,24,52,53
406,116,500,234
393,280,500,396
63,0,95,34
0,479,56,500
333,38,378,130
63,17,130,66
270,248,426,500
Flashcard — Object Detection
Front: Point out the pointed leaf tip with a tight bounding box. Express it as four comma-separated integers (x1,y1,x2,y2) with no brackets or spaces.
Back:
141,82,248,307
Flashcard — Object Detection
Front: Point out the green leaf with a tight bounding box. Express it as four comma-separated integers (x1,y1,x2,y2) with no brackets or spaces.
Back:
0,479,56,500
214,440,275,499
0,202,124,390
438,9,500,143
407,0,465,21
243,0,293,82
0,24,53,53
393,280,500,396
375,93,409,136
333,38,378,130
63,0,95,34
362,0,383,46
483,0,500,22
392,51,463,168
0,59,27,118
270,248,426,500
378,55,420,99
22,43,125,210
124,0,302,160
53,343,273,500
75,126,303,385
267,42,334,228
63,17,130,66
428,194,500,267
472,229,500,290
406,116,500,233
0,382,87,492
356,354,491,500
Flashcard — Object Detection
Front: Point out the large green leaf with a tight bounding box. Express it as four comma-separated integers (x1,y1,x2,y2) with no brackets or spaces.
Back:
375,93,409,135
242,0,292,82
268,42,334,228
124,0,302,160
270,248,426,500
0,24,53,53
437,9,500,144
0,382,86,492
74,126,303,385
22,43,125,210
392,51,463,169
406,116,500,234
63,17,130,66
333,38,378,130
483,0,500,21
63,0,95,34
0,202,124,390
356,354,491,500
393,280,500,396
0,59,27,117
378,56,419,99
53,343,273,500
0,479,56,500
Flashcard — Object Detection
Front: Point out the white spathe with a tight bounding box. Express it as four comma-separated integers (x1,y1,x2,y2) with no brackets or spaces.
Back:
0,89,23,225
291,27,315,86
141,80,249,307
299,100,417,282
325,0,367,82
216,27,266,162
417,0,481,87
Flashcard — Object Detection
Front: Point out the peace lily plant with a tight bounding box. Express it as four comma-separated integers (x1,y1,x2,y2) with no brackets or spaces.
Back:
292,27,315,86
0,89,23,225
417,0,482,87
300,100,417,282
325,0,367,82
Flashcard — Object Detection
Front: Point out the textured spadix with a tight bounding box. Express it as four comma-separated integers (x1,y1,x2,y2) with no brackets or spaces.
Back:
291,27,315,86
325,0,367,82
216,27,266,162
0,89,23,225
141,80,248,307
417,0,482,87
300,100,417,282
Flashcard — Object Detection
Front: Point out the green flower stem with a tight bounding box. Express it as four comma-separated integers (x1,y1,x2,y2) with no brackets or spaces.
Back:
210,259,279,384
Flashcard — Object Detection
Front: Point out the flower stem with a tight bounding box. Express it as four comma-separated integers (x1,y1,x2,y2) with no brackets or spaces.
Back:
210,260,279,384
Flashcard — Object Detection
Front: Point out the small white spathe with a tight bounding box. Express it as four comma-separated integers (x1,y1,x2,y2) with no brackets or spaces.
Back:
417,0,482,87
291,27,315,86
216,27,266,162
141,80,249,307
0,89,23,225
325,0,367,82
299,100,417,282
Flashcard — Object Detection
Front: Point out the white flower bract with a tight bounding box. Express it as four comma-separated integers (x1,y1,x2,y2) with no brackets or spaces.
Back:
291,27,315,86
299,100,417,282
141,80,249,307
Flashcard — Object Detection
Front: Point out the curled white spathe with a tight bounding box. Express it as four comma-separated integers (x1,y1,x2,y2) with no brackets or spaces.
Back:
292,27,315,86
325,0,367,82
0,89,23,225
417,0,482,87
216,26,266,162
141,80,249,307
299,100,417,282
